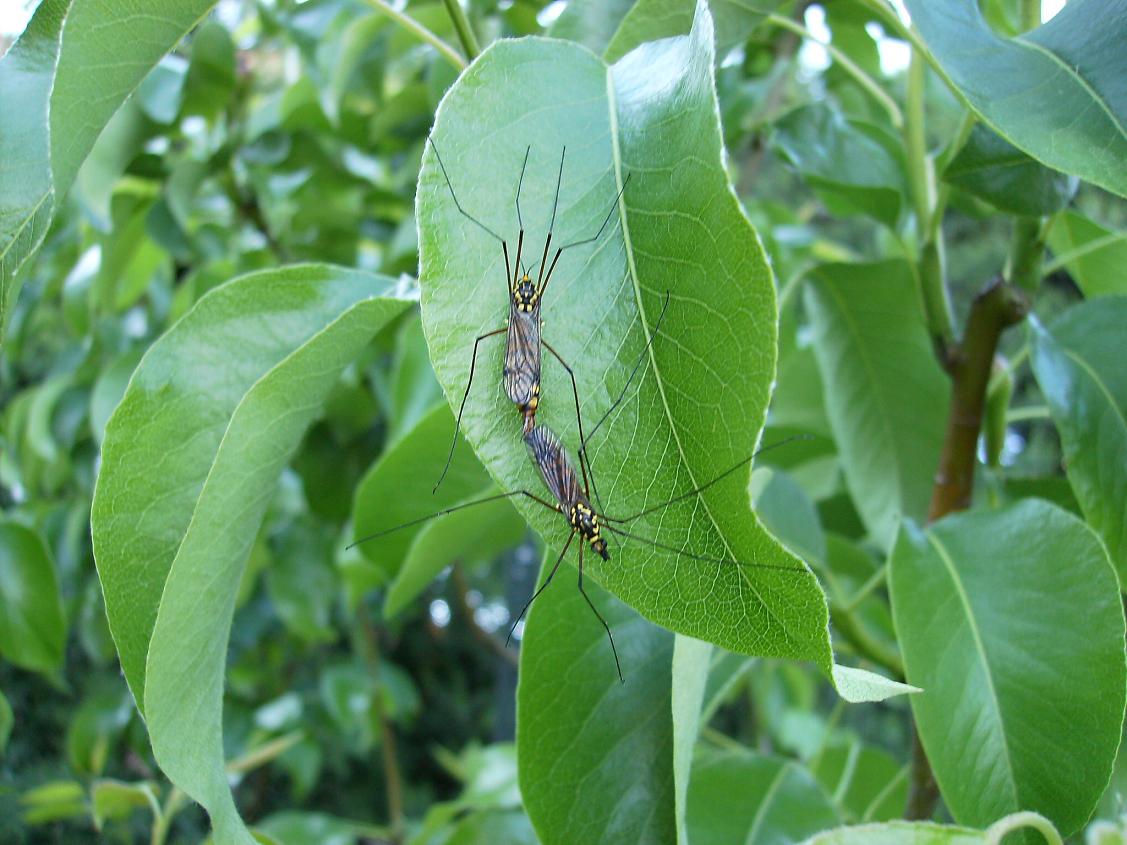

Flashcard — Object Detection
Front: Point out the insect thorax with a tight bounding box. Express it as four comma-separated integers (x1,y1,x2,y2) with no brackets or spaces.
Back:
512,275,538,312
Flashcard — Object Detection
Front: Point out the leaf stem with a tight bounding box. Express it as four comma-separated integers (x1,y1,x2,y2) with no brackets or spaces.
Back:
362,0,466,70
767,13,903,129
356,606,405,841
829,599,903,678
1007,217,1048,294
986,811,1062,845
904,48,955,359
1019,0,1042,32
441,0,480,63
149,788,188,845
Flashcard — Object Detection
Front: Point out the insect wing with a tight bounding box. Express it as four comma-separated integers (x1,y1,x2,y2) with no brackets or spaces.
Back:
525,425,581,510
504,307,542,407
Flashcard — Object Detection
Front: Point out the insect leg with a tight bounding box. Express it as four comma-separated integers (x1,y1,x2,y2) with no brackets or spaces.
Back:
427,136,504,244
350,488,559,548
515,144,531,233
541,339,603,510
537,173,632,300
578,544,624,684
506,530,575,646
433,327,507,493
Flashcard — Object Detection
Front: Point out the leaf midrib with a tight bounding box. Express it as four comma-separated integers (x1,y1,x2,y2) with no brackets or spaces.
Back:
925,528,1020,810
603,60,791,638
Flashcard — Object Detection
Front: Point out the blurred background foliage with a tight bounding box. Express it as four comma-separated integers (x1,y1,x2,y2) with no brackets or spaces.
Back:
0,0,1124,843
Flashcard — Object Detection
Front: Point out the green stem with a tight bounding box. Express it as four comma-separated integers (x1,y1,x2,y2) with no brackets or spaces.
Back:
362,0,466,70
767,13,903,128
1019,0,1042,32
829,599,904,678
838,564,888,614
149,788,188,845
904,48,955,357
1008,217,1047,294
986,811,1061,845
1006,405,1050,423
441,0,480,63
928,110,976,241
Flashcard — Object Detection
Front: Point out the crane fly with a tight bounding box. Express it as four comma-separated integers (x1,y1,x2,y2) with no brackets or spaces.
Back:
426,138,629,493
351,295,807,682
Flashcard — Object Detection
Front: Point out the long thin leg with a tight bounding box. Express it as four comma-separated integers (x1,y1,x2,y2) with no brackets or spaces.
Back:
537,173,632,300
506,531,575,646
602,524,804,574
433,327,507,493
601,435,809,524
515,145,531,232
427,136,504,244
541,339,602,508
350,488,560,549
578,544,624,684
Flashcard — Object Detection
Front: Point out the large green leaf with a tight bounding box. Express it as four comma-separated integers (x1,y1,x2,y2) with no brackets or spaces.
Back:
904,0,1127,198
1031,298,1127,581
811,740,908,823
418,0,833,677
1045,211,1127,298
942,125,1078,217
889,500,1125,836
516,552,678,845
91,265,413,842
0,0,219,336
686,747,839,844
804,260,948,548
0,520,66,678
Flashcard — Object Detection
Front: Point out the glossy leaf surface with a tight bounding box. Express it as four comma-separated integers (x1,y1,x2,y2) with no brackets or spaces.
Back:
91,265,413,841
890,500,1125,836
418,1,833,674
805,260,948,548
905,0,1127,198
1031,298,1127,580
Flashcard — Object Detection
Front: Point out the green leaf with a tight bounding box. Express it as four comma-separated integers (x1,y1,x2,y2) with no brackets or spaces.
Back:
805,260,948,548
90,779,159,829
942,125,1078,217
517,551,677,845
904,0,1127,198
0,688,12,754
773,106,906,228
686,747,839,844
753,467,827,569
387,312,444,444
91,265,412,843
137,55,189,124
419,1,834,676
801,821,986,845
889,500,1125,836
1046,211,1127,298
353,403,493,579
549,0,782,63
182,20,236,120
20,779,88,825
0,520,66,677
812,740,909,823
384,487,525,619
1031,298,1127,580
0,0,220,335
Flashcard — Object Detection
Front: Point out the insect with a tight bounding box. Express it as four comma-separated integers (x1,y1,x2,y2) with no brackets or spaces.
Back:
352,298,806,682
427,138,629,493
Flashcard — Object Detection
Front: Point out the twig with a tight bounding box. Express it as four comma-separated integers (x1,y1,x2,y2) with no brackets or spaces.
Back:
362,0,466,70
441,0,480,63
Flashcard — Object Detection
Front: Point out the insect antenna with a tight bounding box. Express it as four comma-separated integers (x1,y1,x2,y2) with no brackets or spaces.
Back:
535,146,567,287
515,144,531,235
537,173,631,298
601,434,813,525
427,136,504,244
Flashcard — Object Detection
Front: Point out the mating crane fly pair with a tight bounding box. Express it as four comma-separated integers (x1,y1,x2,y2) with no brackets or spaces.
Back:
352,141,806,682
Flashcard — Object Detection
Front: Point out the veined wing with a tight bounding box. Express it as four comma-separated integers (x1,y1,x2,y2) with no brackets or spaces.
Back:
504,307,541,408
524,425,582,510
